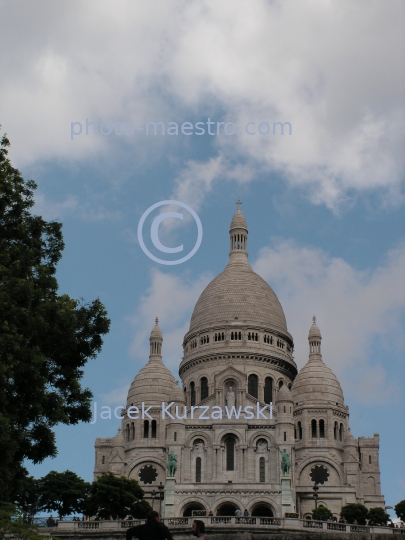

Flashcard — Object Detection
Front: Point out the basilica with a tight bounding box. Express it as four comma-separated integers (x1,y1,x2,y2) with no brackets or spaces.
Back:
94,206,385,518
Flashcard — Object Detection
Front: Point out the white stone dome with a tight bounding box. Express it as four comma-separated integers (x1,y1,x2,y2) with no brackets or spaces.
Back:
189,206,289,336
126,319,177,406
291,318,344,406
189,262,288,333
291,357,344,406
126,359,177,406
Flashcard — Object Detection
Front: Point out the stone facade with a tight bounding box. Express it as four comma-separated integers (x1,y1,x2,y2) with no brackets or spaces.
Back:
94,206,385,518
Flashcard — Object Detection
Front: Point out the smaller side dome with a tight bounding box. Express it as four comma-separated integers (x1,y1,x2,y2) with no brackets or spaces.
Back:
291,318,345,406
126,319,178,406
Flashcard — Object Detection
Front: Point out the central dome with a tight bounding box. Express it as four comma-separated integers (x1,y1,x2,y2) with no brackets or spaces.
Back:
189,262,288,333
189,204,288,336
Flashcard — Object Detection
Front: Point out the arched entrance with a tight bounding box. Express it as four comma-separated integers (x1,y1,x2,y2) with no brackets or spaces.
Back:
182,502,206,517
251,503,274,517
216,502,240,516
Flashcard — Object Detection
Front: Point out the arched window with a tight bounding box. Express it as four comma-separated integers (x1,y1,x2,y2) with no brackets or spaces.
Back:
278,380,284,389
102,455,105,464
196,457,202,483
126,423,130,441
259,457,265,482
248,374,259,398
143,420,149,438
174,432,177,442
339,423,344,441
283,431,287,441
190,382,196,407
151,420,157,438
226,437,235,471
311,419,317,438
264,377,273,403
201,377,208,400
369,455,372,464
334,421,338,440
298,421,303,440
319,419,325,438
130,422,135,441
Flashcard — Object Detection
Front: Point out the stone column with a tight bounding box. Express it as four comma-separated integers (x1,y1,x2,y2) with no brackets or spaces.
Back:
163,477,176,518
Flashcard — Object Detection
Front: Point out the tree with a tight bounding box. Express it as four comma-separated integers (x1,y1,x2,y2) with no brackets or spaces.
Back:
38,471,90,518
395,500,405,522
312,505,333,521
0,502,44,540
367,507,389,525
14,476,41,515
85,473,152,519
340,503,369,525
0,129,110,502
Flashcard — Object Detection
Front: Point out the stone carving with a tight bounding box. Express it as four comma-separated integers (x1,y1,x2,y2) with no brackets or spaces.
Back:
193,439,204,452
166,450,178,477
226,387,235,407
280,449,291,475
256,439,268,452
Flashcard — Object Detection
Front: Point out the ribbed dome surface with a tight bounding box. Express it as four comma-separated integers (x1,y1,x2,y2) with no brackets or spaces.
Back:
189,261,288,333
291,358,344,406
230,209,247,230
126,360,177,406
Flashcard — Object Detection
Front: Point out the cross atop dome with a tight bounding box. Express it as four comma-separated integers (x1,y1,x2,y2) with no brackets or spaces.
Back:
313,315,316,323
155,316,159,325
236,198,242,210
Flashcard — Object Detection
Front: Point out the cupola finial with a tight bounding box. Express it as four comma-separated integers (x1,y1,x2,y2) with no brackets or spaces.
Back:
229,202,248,263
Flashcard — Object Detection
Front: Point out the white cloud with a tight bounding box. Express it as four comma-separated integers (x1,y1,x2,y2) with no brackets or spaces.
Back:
33,193,79,220
33,192,121,222
253,239,405,404
99,383,129,406
1,0,404,209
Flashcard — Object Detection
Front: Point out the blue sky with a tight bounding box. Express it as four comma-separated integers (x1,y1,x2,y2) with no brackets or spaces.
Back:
1,0,404,517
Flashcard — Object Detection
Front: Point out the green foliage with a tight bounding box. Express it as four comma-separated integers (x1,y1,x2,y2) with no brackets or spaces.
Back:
0,502,44,540
340,503,369,525
0,129,110,501
85,473,151,519
38,470,90,518
367,506,389,525
312,505,333,521
14,476,41,513
395,500,405,521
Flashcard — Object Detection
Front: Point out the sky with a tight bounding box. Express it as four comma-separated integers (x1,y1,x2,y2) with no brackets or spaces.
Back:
1,0,404,517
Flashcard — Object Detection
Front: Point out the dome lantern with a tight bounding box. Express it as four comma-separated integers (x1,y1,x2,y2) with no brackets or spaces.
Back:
308,316,322,360
229,198,248,265
149,316,163,360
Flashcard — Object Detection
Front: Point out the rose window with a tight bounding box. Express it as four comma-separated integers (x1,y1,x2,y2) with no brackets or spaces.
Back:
310,465,329,484
138,464,158,485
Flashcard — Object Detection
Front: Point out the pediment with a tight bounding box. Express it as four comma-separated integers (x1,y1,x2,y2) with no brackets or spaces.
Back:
110,451,124,463
343,452,358,464
214,365,245,387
